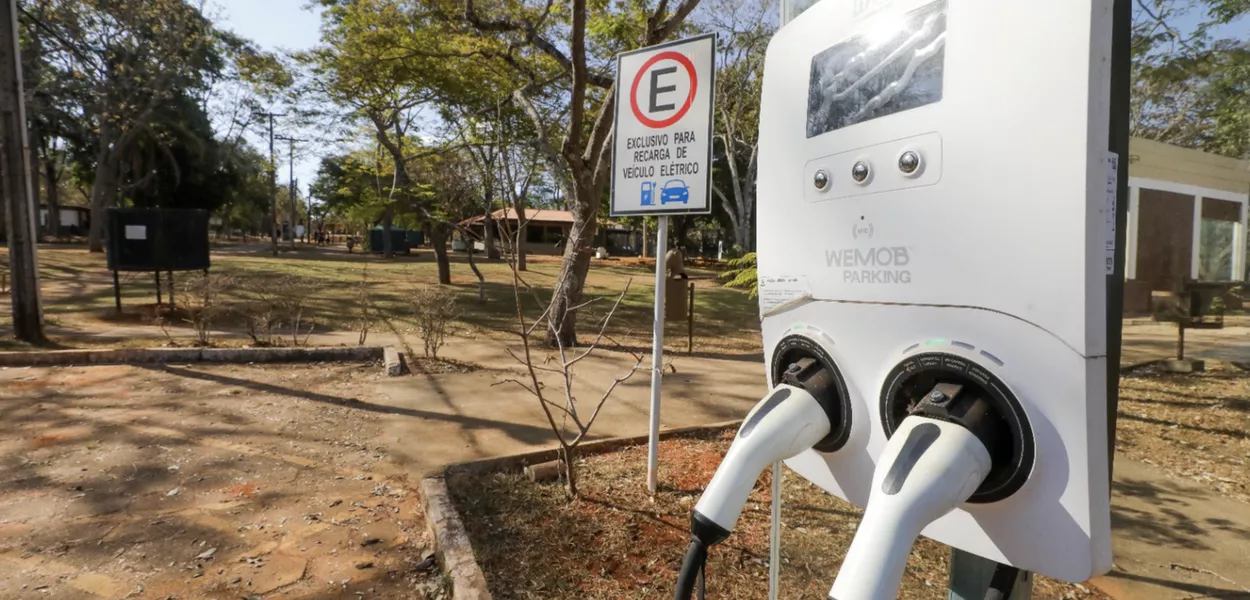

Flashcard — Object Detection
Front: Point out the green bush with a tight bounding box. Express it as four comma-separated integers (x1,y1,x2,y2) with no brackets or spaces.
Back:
720,252,758,298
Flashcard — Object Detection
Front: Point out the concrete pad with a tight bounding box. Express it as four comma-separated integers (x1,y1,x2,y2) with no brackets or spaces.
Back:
1160,358,1205,373
1120,323,1250,366
1094,458,1250,599
371,342,766,477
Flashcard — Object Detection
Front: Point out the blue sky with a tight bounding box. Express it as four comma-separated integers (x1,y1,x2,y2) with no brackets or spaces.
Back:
212,0,324,196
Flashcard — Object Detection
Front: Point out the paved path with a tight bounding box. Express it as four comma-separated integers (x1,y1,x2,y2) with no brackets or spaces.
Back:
1121,322,1250,365
365,338,767,476
1094,459,1250,599
13,319,1250,368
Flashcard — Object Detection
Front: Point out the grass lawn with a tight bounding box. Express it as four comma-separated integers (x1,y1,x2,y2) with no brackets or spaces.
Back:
1,242,762,355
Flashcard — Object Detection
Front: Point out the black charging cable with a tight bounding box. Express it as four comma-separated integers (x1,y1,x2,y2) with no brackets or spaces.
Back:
674,539,708,600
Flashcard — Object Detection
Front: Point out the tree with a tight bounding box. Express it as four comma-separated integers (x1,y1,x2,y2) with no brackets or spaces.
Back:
451,0,703,347
1131,0,1250,158
23,0,230,251
301,0,457,263
704,0,772,252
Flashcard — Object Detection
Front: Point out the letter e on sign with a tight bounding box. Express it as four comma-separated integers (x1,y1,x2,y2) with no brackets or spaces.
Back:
611,34,715,217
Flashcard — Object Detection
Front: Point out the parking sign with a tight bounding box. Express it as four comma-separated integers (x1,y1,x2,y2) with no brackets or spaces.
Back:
611,34,715,216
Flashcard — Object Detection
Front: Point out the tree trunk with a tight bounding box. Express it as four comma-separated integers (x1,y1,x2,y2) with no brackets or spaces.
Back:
381,206,394,258
484,209,500,260
545,182,598,347
735,218,752,252
674,216,694,254
514,201,527,272
28,124,42,242
559,444,578,499
0,0,46,343
44,153,59,238
431,223,451,285
463,231,486,301
87,152,117,253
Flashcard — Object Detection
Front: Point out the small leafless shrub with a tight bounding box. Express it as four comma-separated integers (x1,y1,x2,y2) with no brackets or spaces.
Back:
274,275,319,346
356,266,375,346
181,273,235,346
495,212,644,499
235,277,283,346
410,285,458,358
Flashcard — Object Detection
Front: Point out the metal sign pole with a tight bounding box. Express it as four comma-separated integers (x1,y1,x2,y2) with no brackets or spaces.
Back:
647,216,670,494
769,460,783,600
611,34,714,494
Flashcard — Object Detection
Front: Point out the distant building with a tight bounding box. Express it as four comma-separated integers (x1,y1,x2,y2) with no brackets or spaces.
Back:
1125,138,1249,313
40,205,91,236
460,209,636,256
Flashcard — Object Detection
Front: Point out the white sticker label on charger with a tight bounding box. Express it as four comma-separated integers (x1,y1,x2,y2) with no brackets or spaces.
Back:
1105,152,1118,274
759,275,811,318
124,225,147,240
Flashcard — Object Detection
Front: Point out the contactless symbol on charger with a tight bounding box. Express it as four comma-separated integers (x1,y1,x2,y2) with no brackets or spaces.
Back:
852,221,874,239
631,51,698,129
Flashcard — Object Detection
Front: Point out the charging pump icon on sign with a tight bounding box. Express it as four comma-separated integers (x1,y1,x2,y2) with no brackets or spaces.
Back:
641,180,690,206
640,181,657,206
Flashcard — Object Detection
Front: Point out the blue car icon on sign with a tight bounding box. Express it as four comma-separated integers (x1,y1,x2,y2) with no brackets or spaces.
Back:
660,179,690,204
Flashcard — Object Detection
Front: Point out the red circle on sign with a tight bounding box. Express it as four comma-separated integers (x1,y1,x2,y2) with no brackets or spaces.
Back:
630,51,697,129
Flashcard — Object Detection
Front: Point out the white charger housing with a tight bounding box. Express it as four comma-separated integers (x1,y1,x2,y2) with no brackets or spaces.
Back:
756,0,1114,582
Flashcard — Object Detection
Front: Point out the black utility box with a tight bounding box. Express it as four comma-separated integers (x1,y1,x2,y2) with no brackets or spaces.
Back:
106,208,210,272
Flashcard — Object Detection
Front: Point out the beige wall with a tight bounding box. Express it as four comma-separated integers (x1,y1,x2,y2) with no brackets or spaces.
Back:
1124,139,1249,313
1129,137,1250,195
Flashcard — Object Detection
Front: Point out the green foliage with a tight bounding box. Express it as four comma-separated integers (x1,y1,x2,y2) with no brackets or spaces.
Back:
1132,0,1250,158
720,252,758,298
19,0,284,247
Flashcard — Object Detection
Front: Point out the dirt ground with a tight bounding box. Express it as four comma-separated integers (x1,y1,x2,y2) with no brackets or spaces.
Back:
448,431,1109,600
448,363,1250,600
0,362,443,600
1115,361,1250,503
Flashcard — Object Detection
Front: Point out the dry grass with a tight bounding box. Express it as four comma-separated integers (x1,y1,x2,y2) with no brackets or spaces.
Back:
448,431,1109,600
3,245,760,355
1115,360,1250,503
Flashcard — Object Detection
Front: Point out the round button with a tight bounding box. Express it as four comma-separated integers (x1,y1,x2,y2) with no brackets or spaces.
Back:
813,169,830,190
898,151,921,175
851,161,871,184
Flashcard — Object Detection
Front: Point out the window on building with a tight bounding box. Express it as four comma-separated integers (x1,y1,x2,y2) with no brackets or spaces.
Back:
1198,198,1242,282
524,225,567,244
525,224,546,244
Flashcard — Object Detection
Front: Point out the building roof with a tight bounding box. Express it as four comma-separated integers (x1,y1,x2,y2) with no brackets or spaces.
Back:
1130,137,1250,196
460,208,575,226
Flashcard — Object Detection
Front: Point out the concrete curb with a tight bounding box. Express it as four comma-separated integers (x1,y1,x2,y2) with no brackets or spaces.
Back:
1120,358,1163,372
384,347,406,376
0,345,386,368
443,419,742,478
421,420,741,600
421,477,492,600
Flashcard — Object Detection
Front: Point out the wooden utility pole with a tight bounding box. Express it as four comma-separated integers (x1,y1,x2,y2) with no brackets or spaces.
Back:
278,137,304,251
0,0,46,343
256,112,284,256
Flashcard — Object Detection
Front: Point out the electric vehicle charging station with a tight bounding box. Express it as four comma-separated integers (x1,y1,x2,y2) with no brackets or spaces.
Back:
676,0,1131,597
